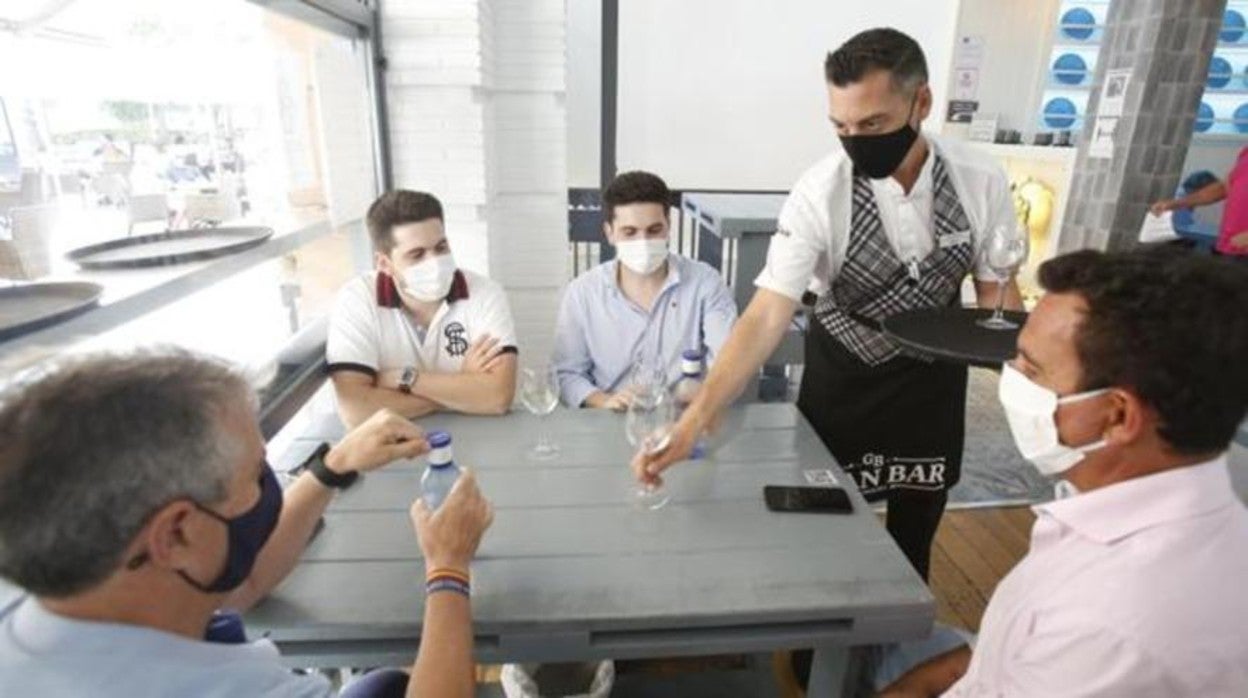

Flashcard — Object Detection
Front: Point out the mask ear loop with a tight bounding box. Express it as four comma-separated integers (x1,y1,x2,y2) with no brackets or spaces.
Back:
1056,386,1112,406
901,87,923,131
1056,387,1114,453
122,498,226,572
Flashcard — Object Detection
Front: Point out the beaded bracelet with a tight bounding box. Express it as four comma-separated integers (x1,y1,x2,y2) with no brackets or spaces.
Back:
426,567,471,597
426,567,470,584
426,577,471,598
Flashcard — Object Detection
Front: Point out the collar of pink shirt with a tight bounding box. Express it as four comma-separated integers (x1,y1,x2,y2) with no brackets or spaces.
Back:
1033,455,1235,545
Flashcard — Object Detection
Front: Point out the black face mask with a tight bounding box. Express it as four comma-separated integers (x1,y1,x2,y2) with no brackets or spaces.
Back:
178,465,283,594
838,95,920,179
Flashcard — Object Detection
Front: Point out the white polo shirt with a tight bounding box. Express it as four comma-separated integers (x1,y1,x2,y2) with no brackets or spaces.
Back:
755,133,1013,302
0,596,330,697
327,268,518,378
946,457,1248,696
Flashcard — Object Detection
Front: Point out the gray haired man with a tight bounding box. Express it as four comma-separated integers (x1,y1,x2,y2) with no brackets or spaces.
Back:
0,349,493,698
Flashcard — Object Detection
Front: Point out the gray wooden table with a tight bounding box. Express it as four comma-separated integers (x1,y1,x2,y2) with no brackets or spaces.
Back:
254,403,933,696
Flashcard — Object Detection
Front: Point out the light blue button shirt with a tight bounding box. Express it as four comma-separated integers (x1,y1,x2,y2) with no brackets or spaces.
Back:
552,254,738,407
0,595,330,697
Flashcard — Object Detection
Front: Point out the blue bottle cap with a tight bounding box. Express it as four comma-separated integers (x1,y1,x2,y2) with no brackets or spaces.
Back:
427,430,452,449
681,349,703,361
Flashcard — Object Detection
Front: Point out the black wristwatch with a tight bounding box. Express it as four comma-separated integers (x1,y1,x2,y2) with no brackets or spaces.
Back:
301,442,358,490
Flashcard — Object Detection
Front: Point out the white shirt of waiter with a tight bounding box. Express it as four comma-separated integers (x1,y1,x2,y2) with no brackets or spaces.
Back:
327,269,518,378
945,456,1248,697
754,132,1010,301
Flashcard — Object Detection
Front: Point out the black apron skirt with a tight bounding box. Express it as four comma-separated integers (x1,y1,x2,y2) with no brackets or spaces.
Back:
797,317,967,579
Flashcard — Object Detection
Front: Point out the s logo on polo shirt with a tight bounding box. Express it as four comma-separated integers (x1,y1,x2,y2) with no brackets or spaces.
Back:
444,322,469,357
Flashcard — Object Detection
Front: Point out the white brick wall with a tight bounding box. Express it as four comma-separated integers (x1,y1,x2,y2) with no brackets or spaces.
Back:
383,0,490,274
383,0,568,362
481,0,567,363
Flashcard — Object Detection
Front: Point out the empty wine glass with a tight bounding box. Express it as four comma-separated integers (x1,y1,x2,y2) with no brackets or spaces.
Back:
520,365,560,460
625,387,675,510
627,360,667,402
977,224,1030,330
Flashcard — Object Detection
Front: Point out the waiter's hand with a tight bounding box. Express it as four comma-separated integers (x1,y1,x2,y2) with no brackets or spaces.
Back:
631,406,707,485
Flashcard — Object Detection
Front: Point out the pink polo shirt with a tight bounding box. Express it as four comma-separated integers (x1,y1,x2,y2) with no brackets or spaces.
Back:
945,457,1248,697
1217,146,1248,256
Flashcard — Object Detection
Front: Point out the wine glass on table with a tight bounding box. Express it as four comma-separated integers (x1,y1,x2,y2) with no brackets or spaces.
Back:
627,359,668,401
625,387,676,510
520,365,560,460
977,224,1030,330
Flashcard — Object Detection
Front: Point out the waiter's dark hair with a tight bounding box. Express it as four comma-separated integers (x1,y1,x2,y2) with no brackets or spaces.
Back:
825,28,928,94
366,190,444,254
1038,247,1248,455
602,170,671,223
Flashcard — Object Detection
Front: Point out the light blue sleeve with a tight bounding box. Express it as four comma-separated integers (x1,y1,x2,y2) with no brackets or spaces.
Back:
698,268,740,366
259,672,333,698
211,643,335,698
550,281,602,407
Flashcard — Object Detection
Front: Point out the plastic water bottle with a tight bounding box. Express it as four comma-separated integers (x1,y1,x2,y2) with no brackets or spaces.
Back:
421,431,461,510
673,349,707,460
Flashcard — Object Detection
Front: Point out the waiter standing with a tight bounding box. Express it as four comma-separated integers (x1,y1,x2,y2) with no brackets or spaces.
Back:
634,28,1022,579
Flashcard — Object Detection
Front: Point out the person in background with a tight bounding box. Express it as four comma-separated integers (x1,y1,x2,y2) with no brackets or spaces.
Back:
0,348,494,698
634,28,1022,582
94,133,129,164
878,248,1248,697
1151,145,1248,256
552,171,738,410
165,134,203,184
328,190,519,427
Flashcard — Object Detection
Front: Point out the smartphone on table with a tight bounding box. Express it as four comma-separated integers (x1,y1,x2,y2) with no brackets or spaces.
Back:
764,485,854,514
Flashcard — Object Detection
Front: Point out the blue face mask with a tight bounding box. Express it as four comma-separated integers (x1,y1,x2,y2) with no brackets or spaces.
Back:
179,465,283,594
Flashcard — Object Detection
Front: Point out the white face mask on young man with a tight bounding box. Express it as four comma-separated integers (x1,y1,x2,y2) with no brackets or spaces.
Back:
615,238,668,275
997,363,1111,477
400,253,457,302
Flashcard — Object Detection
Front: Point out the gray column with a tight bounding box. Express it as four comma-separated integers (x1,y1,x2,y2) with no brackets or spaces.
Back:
1059,0,1227,252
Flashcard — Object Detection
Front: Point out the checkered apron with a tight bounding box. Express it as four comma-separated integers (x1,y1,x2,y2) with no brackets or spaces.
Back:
813,154,975,366
796,153,976,578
